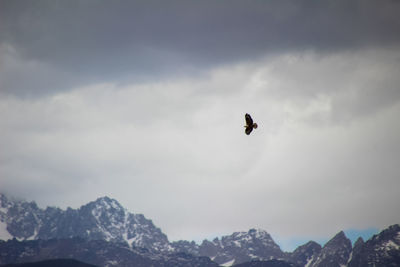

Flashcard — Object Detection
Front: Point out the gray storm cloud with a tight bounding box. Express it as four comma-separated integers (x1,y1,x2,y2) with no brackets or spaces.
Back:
1,0,400,97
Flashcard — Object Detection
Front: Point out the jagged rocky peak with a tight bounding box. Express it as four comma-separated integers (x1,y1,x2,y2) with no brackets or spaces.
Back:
75,196,172,253
327,231,349,244
197,228,284,266
288,240,322,267
92,196,124,211
245,229,273,241
347,237,364,267
308,230,352,267
217,228,278,247
371,224,400,244
0,193,173,254
81,196,127,227
348,224,400,267
0,194,42,240
353,237,364,250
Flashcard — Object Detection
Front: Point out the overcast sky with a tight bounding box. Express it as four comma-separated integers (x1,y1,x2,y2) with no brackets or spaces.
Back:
1,0,400,251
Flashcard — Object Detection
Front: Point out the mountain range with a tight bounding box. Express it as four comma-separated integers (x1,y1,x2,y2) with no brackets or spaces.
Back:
0,193,399,266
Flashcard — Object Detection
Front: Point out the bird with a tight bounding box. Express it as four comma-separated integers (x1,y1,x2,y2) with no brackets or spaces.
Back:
244,113,258,135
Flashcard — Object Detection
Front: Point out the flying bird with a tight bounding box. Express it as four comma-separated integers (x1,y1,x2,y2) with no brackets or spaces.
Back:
244,113,258,135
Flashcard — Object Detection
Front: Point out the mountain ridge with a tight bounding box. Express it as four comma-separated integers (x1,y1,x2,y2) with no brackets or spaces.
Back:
0,194,172,253
1,193,399,266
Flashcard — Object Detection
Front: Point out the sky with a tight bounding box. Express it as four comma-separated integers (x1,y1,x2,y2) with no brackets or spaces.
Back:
1,0,400,252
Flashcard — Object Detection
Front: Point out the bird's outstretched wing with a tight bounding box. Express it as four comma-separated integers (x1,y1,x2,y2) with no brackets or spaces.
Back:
245,126,253,135
245,113,253,126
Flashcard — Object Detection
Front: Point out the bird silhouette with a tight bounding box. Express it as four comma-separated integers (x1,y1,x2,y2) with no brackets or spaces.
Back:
244,113,258,135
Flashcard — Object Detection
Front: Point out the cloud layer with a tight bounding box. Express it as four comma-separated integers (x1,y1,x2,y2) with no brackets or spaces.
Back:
1,0,400,96
1,0,400,250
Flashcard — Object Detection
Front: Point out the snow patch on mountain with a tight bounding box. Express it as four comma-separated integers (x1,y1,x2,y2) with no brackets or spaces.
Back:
220,259,235,266
384,240,400,250
304,256,314,267
0,206,8,214
0,220,12,240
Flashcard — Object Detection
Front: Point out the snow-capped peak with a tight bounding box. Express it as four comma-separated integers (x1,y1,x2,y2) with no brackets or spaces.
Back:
93,196,124,211
0,193,172,254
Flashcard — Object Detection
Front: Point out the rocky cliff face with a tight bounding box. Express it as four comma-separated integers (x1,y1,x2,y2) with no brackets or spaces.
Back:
348,224,400,267
199,229,285,265
172,229,286,265
287,241,321,266
0,194,172,253
307,231,352,267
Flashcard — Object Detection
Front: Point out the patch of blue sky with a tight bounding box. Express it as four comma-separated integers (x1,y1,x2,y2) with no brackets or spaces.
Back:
344,227,379,245
276,228,379,252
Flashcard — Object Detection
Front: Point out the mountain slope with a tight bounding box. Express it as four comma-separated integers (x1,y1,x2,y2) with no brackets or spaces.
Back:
0,259,97,267
348,224,400,267
172,229,285,265
287,241,321,266
307,231,352,267
202,229,285,265
0,238,218,267
0,194,172,253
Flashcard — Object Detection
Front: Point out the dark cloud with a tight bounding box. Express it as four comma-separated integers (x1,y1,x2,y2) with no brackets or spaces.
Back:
1,0,400,97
